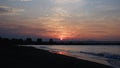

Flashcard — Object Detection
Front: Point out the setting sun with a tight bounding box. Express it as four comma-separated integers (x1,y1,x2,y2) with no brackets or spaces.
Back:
59,35,64,40
60,37,63,40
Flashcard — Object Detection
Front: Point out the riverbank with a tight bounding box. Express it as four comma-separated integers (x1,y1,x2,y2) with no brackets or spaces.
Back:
0,45,113,68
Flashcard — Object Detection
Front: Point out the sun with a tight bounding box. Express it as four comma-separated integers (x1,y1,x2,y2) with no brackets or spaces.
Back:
59,36,63,41
60,37,63,40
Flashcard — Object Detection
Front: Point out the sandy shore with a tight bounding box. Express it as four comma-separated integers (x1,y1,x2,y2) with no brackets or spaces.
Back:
0,45,113,68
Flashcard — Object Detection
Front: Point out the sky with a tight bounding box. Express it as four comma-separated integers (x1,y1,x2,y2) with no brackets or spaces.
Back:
0,0,120,41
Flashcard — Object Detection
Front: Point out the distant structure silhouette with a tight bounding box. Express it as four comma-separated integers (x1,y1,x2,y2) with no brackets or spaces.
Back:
25,38,33,45
49,39,54,44
36,38,42,45
0,36,120,45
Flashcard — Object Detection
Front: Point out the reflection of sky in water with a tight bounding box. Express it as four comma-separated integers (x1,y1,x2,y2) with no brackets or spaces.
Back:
21,45,120,68
49,48,110,65
47,45,120,68
48,45,120,55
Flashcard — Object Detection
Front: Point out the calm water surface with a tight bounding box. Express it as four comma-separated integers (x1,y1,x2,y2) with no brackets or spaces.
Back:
23,45,120,68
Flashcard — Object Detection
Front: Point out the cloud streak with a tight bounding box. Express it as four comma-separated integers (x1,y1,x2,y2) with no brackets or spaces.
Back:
3,0,32,2
0,5,24,15
52,0,83,4
20,0,32,2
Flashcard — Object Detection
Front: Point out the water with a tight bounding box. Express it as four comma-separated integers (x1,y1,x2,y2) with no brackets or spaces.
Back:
23,45,120,68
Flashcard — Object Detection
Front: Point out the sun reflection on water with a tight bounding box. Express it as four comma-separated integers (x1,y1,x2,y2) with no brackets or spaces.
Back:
57,51,66,55
49,50,68,55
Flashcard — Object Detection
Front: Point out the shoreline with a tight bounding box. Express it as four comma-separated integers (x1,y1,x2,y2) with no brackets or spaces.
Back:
0,45,113,68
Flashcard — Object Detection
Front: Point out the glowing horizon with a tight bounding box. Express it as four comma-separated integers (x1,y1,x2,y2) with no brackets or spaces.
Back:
0,0,120,41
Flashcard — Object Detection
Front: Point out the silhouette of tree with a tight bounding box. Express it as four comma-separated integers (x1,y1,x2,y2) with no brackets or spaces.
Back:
17,39,24,45
36,38,42,44
0,38,11,45
49,38,54,44
11,38,17,44
0,36,1,39
25,38,33,44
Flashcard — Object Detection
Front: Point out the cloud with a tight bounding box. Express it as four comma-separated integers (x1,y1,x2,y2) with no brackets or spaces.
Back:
20,0,32,2
0,5,24,15
52,0,82,4
0,0,32,2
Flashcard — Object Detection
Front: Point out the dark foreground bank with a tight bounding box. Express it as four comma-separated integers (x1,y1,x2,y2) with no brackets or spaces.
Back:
0,45,113,68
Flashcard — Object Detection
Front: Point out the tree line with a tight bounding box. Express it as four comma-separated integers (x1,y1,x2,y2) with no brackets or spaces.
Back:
0,37,54,45
0,37,120,45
